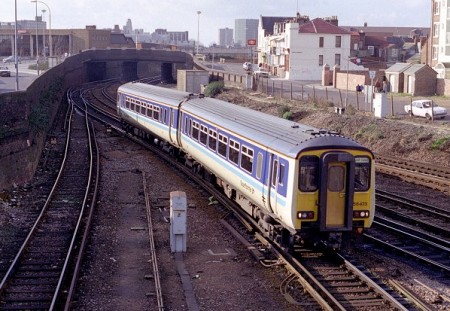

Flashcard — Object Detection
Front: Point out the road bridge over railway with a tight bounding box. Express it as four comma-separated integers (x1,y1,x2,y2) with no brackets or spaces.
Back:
80,49,193,82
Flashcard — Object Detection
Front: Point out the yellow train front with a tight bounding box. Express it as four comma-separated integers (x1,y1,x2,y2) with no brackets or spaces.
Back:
290,138,375,249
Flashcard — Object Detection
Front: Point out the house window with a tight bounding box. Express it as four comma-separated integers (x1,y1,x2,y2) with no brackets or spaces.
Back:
433,46,438,60
433,23,439,37
319,37,324,48
335,36,341,48
319,55,324,66
335,54,341,66
434,0,440,15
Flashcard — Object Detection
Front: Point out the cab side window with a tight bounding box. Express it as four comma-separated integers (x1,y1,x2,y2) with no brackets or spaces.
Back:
299,156,319,192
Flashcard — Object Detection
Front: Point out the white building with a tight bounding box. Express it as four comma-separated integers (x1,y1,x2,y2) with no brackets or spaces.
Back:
259,15,362,80
431,0,450,78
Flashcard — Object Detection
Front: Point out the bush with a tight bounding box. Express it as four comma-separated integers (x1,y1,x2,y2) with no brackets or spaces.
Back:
204,81,224,97
278,105,292,119
431,136,450,150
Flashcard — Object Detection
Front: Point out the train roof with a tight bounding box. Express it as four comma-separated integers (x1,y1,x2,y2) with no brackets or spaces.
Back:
183,96,369,158
118,82,191,107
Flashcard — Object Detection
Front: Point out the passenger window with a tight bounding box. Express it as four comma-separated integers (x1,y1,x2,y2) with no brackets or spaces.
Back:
146,105,152,118
208,129,217,151
200,125,208,145
154,106,160,120
299,156,319,192
355,156,370,191
229,139,240,165
279,164,285,186
184,117,188,134
191,121,199,141
256,153,263,179
271,160,278,187
241,145,254,173
218,134,227,157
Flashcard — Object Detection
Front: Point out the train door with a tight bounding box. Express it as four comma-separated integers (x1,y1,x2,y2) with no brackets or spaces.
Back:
169,108,175,144
267,154,279,213
319,152,355,231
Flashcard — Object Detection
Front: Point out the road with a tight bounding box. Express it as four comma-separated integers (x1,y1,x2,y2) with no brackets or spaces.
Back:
0,60,39,94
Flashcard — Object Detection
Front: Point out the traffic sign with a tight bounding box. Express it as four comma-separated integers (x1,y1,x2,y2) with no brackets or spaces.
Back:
369,70,376,79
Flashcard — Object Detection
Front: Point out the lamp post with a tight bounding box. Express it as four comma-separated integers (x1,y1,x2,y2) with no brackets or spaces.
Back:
31,0,52,57
41,9,46,57
14,0,19,90
32,0,39,75
196,11,201,55
345,55,350,108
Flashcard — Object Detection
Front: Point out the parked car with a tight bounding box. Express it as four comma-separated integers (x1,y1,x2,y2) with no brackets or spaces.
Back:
404,99,447,119
2,56,21,63
0,66,11,77
253,70,270,79
243,62,251,71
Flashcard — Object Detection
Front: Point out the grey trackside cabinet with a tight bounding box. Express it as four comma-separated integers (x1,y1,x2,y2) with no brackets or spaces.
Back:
170,191,187,252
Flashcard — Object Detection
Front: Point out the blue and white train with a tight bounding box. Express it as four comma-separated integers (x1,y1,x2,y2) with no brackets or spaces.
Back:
117,82,375,248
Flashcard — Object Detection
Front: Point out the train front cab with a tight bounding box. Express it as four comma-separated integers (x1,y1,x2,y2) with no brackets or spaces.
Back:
297,150,373,247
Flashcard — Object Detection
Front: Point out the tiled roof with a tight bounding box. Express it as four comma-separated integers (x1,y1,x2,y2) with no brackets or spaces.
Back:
298,18,351,34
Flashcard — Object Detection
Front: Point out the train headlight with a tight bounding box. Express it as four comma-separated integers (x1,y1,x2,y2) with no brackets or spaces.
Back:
353,210,370,218
297,211,314,219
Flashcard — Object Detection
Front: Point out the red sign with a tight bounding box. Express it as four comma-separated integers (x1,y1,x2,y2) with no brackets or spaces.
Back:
247,39,256,46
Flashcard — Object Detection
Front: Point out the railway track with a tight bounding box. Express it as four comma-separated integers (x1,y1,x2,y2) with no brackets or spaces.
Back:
0,90,99,310
376,154,450,193
0,105,68,282
363,188,450,275
376,189,450,239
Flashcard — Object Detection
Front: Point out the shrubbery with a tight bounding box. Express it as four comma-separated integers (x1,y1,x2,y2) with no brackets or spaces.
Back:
204,81,224,97
278,105,293,120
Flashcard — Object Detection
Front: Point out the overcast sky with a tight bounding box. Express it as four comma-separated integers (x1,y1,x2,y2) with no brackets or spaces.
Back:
1,0,431,46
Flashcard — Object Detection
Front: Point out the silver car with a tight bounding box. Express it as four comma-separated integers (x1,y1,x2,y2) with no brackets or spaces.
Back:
2,56,21,63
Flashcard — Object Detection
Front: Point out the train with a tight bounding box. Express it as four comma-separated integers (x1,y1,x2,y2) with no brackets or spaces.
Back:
116,82,375,249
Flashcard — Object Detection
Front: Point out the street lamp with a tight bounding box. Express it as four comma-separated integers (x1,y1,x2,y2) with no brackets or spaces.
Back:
32,0,39,75
14,0,19,90
196,11,201,55
31,0,52,57
41,9,46,57
345,55,350,108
